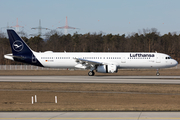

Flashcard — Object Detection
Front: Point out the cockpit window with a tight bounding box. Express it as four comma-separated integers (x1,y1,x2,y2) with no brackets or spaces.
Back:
165,57,172,59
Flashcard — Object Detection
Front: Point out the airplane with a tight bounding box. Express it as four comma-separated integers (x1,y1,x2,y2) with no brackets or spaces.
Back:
4,29,178,76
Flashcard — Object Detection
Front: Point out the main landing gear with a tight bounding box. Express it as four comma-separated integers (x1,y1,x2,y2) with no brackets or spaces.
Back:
88,71,95,76
156,69,160,76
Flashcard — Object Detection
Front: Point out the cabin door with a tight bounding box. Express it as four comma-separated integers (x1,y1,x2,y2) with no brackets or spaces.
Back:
32,54,37,63
121,55,126,63
156,54,161,63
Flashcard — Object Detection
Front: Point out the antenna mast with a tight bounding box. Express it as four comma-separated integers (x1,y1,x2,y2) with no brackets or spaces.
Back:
12,18,23,32
57,16,78,34
31,19,50,36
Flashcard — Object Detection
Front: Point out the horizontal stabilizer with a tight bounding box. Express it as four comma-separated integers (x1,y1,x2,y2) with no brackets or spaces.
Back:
4,54,25,61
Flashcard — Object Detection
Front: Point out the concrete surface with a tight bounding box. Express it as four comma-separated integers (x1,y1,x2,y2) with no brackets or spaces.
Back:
0,112,180,120
0,76,180,84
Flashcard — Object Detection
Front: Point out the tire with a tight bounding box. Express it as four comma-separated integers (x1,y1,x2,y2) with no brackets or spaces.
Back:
156,72,160,76
88,71,94,76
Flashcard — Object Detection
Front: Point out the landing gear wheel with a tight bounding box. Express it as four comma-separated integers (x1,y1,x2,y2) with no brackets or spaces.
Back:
156,72,160,76
88,71,95,76
156,69,160,76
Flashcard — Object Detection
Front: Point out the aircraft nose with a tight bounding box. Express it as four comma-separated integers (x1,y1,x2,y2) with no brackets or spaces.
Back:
173,59,178,66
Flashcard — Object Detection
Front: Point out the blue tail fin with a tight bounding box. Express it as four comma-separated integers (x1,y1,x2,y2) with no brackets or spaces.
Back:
7,29,43,67
7,29,32,55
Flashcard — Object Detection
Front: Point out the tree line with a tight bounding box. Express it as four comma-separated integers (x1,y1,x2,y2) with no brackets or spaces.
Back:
0,28,180,65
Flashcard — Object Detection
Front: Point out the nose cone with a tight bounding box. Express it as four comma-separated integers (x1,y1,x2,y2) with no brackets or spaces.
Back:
173,59,178,67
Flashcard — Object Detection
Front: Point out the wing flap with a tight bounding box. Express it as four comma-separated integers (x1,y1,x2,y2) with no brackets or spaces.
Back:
74,58,105,69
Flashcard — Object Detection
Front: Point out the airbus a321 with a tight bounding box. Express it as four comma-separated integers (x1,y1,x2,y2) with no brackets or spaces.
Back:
4,29,178,76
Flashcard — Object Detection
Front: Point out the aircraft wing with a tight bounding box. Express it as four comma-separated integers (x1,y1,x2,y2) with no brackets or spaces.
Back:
74,58,106,69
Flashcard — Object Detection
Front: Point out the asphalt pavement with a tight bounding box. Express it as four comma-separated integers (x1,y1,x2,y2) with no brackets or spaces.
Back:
0,76,180,84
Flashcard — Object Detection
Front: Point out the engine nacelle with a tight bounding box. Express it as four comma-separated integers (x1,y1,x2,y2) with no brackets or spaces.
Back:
96,65,118,73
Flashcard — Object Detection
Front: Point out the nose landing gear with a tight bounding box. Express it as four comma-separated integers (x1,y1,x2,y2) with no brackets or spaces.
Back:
156,69,160,76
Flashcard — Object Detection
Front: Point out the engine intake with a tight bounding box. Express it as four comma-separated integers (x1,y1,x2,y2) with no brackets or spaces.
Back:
96,65,118,73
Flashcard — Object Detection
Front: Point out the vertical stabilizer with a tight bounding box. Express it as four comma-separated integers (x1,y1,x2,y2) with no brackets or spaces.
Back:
7,29,32,56
6,29,43,67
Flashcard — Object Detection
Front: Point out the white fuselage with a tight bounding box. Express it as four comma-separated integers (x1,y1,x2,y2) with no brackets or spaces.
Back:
33,52,178,69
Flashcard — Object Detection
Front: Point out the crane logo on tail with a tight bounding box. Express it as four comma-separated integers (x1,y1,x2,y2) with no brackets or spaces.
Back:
12,40,24,52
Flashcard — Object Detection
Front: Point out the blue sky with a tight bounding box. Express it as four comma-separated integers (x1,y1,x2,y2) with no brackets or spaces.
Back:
1,0,180,36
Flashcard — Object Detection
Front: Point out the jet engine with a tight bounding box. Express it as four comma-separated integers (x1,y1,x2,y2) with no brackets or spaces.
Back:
96,65,118,73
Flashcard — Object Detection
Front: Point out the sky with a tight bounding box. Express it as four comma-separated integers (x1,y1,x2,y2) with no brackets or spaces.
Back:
1,0,180,36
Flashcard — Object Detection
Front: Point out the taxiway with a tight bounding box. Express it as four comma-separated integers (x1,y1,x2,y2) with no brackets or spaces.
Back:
1,112,180,120
0,76,180,84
